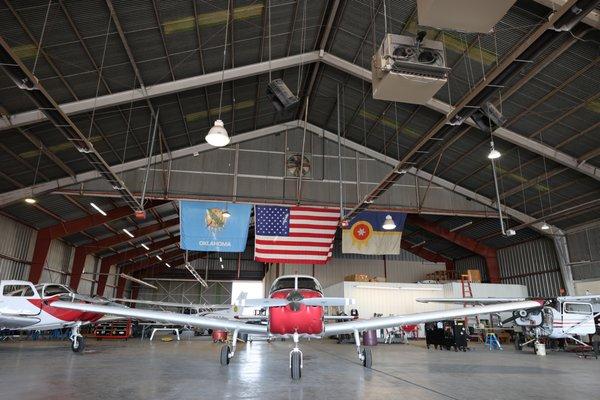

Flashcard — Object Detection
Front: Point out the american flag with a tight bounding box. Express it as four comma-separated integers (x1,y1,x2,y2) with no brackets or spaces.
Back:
254,205,339,264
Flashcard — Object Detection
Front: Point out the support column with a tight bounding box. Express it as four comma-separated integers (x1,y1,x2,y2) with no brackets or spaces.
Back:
130,284,139,308
29,231,51,283
116,276,126,299
552,231,575,295
69,247,88,291
483,251,501,284
96,259,112,296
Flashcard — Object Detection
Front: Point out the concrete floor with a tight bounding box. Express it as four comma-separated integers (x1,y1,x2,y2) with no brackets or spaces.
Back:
1,337,598,400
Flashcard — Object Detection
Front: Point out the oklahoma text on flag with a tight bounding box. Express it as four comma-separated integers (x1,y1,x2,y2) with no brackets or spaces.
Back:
180,201,252,252
254,205,339,264
342,211,406,255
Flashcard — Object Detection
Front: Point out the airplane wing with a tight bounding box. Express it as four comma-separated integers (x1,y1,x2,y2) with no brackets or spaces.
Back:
113,298,230,310
416,297,527,305
51,301,267,334
557,295,600,302
0,314,40,329
324,300,543,335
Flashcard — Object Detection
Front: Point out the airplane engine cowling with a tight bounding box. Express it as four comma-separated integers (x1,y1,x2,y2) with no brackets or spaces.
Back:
269,289,324,335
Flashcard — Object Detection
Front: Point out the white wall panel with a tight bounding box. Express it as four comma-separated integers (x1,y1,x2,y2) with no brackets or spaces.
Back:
40,239,73,284
574,280,600,295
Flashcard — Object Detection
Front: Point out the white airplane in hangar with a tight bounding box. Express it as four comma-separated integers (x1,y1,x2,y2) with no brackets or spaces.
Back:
50,275,546,380
0,280,116,352
418,294,600,351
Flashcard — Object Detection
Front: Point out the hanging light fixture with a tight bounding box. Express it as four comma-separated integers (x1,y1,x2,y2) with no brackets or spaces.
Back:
487,141,501,159
24,197,37,204
206,120,230,147
382,214,396,230
541,222,550,230
206,1,231,148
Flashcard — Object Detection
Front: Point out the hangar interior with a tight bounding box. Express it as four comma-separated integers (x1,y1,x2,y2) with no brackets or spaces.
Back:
0,0,599,399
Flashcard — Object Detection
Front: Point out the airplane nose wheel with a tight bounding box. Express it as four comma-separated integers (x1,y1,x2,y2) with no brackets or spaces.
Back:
290,332,303,380
71,336,85,353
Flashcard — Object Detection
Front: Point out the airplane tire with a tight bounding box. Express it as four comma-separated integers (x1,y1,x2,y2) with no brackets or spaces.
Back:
71,336,85,353
362,348,372,369
291,351,301,380
220,345,230,366
514,334,523,351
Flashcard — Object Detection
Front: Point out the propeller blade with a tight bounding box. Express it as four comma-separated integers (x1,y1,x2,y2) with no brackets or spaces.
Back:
238,298,289,307
301,297,356,307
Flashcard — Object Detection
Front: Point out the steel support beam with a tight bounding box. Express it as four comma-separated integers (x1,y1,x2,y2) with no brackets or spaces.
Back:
318,53,600,183
0,52,320,131
69,218,179,290
408,215,500,283
28,204,140,283
95,235,179,295
400,241,453,272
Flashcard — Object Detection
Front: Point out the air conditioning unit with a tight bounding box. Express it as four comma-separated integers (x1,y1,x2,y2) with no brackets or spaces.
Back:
371,33,449,104
417,0,516,33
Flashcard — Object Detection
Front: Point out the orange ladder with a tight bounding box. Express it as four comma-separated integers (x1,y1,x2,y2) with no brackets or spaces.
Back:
461,274,478,328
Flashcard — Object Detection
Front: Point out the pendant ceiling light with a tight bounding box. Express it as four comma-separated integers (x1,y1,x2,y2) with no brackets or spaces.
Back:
382,214,396,230
488,141,501,159
206,120,230,147
206,1,231,148
540,222,550,230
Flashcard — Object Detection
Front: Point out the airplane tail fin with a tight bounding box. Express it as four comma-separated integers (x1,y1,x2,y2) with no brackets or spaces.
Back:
233,291,248,316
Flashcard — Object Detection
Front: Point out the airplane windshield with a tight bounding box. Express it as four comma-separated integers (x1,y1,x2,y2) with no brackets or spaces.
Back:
271,277,322,293
36,284,73,298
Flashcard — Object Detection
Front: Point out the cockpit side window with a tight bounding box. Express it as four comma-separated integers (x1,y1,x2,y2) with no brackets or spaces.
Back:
2,284,36,297
42,285,72,298
564,302,592,315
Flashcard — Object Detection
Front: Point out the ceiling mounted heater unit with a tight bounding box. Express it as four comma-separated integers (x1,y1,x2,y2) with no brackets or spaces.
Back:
417,0,516,33
266,79,299,113
372,33,449,104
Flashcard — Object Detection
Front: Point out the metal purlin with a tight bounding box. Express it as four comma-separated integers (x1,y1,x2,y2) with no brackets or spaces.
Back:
0,36,141,211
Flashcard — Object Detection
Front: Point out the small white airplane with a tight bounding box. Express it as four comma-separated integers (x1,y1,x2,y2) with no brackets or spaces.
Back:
52,275,544,379
417,294,600,351
0,280,118,352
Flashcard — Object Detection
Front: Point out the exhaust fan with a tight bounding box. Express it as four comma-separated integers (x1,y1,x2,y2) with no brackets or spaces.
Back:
372,33,449,104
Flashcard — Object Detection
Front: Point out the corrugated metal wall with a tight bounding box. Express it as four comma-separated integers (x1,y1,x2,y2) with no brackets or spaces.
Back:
0,215,34,280
137,280,232,306
454,255,489,282
566,221,600,281
0,214,102,292
497,238,563,297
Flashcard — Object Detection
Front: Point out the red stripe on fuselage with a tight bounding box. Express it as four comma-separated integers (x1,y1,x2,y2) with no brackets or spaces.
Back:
28,297,104,323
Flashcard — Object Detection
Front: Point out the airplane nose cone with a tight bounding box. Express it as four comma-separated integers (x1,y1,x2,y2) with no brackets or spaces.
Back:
286,290,304,311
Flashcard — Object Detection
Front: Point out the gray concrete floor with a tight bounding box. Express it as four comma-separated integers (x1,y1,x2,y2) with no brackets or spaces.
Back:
0,337,598,400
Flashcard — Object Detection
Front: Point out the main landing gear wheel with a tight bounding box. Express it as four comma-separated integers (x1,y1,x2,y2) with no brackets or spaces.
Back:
290,351,301,380
514,333,523,351
71,336,85,353
362,348,372,369
220,345,231,366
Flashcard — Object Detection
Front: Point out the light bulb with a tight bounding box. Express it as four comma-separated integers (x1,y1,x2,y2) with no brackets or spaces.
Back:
205,119,230,147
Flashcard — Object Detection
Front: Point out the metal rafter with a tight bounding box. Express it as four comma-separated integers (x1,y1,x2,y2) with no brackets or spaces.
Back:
0,37,141,211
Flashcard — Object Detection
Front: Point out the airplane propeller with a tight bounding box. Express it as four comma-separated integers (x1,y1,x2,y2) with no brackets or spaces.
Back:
238,297,356,308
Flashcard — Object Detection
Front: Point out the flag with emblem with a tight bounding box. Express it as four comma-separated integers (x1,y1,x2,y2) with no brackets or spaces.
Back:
342,211,407,255
254,205,339,264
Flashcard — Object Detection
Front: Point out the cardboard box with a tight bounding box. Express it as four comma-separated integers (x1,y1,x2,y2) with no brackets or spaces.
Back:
344,274,370,282
467,269,482,283
369,276,386,283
